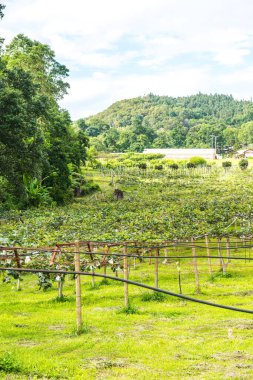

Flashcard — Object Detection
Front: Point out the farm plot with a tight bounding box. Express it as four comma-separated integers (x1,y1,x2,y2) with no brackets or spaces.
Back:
1,167,253,378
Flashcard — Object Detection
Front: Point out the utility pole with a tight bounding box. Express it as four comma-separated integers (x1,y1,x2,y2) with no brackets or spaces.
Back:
211,135,218,150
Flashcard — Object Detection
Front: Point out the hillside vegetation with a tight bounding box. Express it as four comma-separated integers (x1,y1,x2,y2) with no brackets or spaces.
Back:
77,93,253,152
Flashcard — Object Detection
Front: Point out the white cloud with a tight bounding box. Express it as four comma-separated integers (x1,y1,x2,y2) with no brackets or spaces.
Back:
2,0,253,118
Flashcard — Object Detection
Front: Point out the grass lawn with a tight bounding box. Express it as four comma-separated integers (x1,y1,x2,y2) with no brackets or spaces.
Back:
1,255,253,379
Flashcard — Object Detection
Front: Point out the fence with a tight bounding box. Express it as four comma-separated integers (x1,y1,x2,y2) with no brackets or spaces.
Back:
1,235,253,332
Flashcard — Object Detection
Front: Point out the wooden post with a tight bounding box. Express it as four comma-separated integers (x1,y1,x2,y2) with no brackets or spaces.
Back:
162,247,168,264
149,249,152,265
205,234,212,275
176,261,182,294
14,249,21,291
226,236,231,263
217,237,224,273
154,248,159,288
242,236,246,263
75,242,82,332
88,242,95,288
191,238,200,294
123,245,129,308
103,246,109,277
58,280,64,299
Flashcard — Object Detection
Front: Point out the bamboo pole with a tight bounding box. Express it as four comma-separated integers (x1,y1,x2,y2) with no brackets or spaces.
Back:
103,246,109,276
205,234,212,275
162,247,168,264
14,249,21,291
226,236,231,263
123,245,129,308
154,248,159,288
217,237,224,273
88,242,95,287
75,242,82,332
191,238,200,294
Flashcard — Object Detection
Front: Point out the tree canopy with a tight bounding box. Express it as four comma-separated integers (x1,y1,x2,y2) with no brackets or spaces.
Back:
0,6,89,208
81,93,253,153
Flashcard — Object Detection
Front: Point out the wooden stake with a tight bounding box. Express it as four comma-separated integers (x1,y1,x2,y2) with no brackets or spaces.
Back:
123,245,129,308
103,246,109,276
149,249,153,264
162,247,168,264
58,280,64,299
205,234,212,275
75,242,82,332
191,238,200,294
226,236,231,263
88,242,95,287
154,248,159,288
14,249,21,291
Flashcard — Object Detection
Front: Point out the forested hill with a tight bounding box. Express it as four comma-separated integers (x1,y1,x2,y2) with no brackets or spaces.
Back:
77,93,253,152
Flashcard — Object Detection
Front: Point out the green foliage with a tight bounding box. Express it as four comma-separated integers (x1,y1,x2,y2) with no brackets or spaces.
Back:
0,28,89,208
138,163,147,170
141,291,166,302
23,175,52,207
154,165,163,170
0,352,22,374
37,272,52,291
86,93,253,152
0,3,5,19
222,161,232,168
189,156,207,166
80,181,100,195
169,163,179,170
186,162,196,168
239,158,249,170
119,304,139,314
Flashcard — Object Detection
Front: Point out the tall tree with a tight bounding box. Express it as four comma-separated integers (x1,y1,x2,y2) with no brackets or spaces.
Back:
0,26,89,206
4,34,69,100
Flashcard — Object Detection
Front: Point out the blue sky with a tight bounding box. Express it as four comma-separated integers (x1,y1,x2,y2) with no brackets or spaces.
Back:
2,0,253,119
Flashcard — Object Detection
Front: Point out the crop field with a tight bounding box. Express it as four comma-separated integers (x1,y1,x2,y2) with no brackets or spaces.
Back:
1,165,253,379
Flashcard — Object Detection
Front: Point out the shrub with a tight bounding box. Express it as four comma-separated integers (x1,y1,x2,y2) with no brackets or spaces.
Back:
222,161,232,168
189,156,207,166
121,159,134,167
23,175,52,207
154,165,163,170
239,158,249,170
169,163,179,170
186,162,196,168
104,159,120,169
138,163,147,170
0,353,22,374
80,181,100,195
125,153,164,161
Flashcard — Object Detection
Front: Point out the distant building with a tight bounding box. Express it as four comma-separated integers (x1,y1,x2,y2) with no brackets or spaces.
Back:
143,148,217,160
235,149,253,158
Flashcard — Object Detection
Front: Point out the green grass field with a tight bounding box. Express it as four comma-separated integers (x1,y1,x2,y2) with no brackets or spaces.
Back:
1,254,253,379
1,166,253,379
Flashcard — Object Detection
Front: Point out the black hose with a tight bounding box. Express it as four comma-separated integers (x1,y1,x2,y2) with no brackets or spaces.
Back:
0,267,252,315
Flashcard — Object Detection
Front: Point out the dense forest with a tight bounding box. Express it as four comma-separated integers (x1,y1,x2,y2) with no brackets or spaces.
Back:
0,4,89,209
77,93,253,153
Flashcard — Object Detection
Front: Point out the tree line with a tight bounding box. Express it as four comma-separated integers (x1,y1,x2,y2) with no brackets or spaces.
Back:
0,4,89,209
77,93,253,153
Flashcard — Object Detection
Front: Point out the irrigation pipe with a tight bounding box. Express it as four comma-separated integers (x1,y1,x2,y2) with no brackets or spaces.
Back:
0,267,253,315
3,252,253,261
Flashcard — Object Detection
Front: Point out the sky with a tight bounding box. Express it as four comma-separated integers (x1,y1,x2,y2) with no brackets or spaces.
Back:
1,0,253,120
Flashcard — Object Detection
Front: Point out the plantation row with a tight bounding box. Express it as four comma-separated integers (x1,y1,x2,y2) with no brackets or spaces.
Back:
1,236,252,295
0,166,253,248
